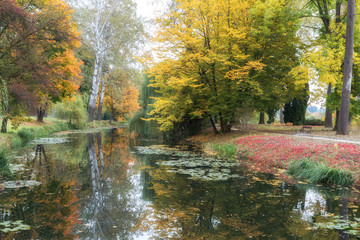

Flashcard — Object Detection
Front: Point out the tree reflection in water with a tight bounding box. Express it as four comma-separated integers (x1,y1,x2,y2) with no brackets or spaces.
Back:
0,144,80,240
1,129,360,239
134,164,345,239
77,130,143,240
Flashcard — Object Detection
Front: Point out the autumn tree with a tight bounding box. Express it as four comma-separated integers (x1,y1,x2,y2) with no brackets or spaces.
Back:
302,0,346,128
104,70,140,122
70,0,143,122
0,0,82,132
248,0,305,125
337,0,356,135
148,0,266,133
148,0,306,133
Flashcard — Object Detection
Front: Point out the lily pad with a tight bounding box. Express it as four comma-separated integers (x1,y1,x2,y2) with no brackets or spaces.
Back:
33,137,71,145
1,180,41,189
135,146,198,157
314,216,360,236
0,220,30,233
9,164,26,173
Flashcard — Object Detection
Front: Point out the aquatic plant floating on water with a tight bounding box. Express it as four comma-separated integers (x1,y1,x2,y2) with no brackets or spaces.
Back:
159,157,241,181
8,164,26,173
0,220,30,233
0,180,41,189
136,145,242,181
32,137,72,145
135,146,199,157
314,216,360,236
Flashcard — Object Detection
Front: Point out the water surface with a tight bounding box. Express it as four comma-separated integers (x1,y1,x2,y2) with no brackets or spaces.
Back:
0,128,360,239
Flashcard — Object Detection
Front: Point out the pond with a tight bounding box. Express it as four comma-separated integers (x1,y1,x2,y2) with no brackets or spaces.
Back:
1,128,360,239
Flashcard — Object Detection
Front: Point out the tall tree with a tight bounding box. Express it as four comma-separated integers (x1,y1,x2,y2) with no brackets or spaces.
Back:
148,0,266,133
71,0,143,122
304,0,345,129
0,0,82,131
337,0,355,135
249,0,305,122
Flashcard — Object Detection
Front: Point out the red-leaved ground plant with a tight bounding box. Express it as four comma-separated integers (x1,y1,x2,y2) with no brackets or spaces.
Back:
234,136,360,185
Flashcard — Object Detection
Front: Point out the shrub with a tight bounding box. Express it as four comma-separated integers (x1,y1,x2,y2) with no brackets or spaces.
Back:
17,128,34,141
304,118,324,126
10,135,22,148
54,95,88,129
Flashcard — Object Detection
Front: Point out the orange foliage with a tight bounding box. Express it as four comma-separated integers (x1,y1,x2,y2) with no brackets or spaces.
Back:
105,84,140,121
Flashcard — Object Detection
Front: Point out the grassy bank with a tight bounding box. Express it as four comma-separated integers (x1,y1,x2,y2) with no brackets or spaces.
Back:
233,136,358,186
188,126,360,187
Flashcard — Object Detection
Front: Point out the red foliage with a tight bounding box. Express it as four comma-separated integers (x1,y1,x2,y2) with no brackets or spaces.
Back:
234,136,360,184
1,0,82,116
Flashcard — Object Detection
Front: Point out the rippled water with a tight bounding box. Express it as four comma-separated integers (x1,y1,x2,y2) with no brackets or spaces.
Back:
0,128,360,239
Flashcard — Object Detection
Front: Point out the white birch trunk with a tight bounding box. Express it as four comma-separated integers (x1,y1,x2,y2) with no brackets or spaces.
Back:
96,76,106,120
88,54,103,121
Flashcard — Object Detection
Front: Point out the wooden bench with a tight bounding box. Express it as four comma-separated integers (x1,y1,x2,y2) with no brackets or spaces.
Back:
300,126,312,134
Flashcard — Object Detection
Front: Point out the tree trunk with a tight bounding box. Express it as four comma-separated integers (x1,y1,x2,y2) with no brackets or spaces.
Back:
0,77,9,133
333,109,340,131
337,0,355,135
259,112,265,124
325,83,333,128
210,116,218,134
37,104,47,122
1,117,8,133
280,108,284,124
96,132,104,176
87,133,100,192
219,114,231,133
88,54,104,122
339,198,350,240
96,77,106,121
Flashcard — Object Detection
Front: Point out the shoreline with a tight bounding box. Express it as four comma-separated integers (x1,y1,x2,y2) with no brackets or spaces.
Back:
187,125,360,188
0,118,124,179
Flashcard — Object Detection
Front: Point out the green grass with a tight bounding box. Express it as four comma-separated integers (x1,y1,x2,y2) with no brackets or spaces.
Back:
288,159,353,186
17,122,72,142
0,148,11,178
208,143,238,160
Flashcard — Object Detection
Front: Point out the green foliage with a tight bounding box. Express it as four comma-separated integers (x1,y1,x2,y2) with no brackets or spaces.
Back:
0,148,11,178
288,159,352,186
10,134,22,148
53,95,88,129
284,91,309,125
208,143,237,160
266,109,277,124
147,0,305,133
304,118,324,126
129,74,164,139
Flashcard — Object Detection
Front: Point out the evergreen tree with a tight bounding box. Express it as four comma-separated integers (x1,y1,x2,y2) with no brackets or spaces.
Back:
283,97,308,125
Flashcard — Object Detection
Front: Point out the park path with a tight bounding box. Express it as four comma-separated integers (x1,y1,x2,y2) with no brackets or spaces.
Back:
293,133,360,145
293,133,360,144
249,128,360,145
